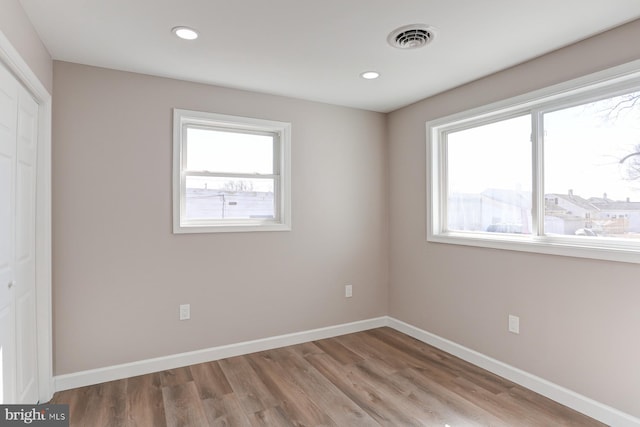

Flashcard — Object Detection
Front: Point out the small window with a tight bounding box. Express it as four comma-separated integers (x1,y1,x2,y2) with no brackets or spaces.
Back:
173,109,291,233
428,61,640,263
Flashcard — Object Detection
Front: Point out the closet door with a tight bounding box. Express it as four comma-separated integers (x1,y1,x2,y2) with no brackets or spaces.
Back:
15,85,38,403
0,61,39,404
0,61,19,404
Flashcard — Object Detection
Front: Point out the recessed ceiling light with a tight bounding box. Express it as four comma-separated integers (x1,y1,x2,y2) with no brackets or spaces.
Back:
361,71,380,80
172,26,198,40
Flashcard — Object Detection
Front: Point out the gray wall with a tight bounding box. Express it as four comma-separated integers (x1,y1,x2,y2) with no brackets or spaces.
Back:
0,0,52,93
388,19,640,418
52,61,389,374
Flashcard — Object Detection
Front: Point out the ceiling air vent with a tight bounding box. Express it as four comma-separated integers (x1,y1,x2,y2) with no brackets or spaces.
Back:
388,24,435,49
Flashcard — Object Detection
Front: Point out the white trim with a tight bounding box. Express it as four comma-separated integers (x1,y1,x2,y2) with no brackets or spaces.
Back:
387,317,640,427
54,317,388,391
0,31,53,403
427,58,640,264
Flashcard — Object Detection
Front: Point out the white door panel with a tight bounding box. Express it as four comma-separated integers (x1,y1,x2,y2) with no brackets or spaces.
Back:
0,60,39,404
14,87,38,404
0,69,16,274
0,60,18,405
16,162,34,262
0,154,13,273
0,305,14,404
16,291,36,402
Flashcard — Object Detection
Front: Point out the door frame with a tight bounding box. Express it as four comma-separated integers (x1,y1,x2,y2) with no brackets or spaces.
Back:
0,31,53,402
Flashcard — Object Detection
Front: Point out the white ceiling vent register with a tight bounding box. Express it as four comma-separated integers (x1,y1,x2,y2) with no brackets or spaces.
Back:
388,24,435,49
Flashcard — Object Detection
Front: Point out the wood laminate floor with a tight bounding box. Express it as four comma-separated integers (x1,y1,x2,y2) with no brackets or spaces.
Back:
50,327,605,426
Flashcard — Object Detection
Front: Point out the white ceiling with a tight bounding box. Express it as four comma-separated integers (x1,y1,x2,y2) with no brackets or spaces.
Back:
19,0,640,112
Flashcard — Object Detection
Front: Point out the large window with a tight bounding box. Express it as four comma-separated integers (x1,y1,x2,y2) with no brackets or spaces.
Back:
173,109,291,233
428,61,640,263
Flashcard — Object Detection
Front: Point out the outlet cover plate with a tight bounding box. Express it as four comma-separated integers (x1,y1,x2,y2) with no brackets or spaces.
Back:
180,304,190,320
345,284,353,298
508,314,519,334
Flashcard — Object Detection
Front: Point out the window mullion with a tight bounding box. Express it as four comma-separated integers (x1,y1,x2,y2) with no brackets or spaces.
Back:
532,110,545,238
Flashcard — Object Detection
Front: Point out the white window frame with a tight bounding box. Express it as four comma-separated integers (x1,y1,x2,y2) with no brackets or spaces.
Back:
173,109,291,233
427,59,640,264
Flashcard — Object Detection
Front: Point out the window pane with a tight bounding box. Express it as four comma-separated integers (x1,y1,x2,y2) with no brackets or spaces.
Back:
446,115,532,234
544,91,640,238
185,176,275,220
186,127,274,174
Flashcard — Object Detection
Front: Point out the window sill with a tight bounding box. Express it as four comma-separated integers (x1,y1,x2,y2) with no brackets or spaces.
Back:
174,220,291,234
427,231,640,264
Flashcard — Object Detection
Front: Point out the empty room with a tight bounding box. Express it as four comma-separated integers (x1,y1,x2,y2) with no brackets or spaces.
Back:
1,0,640,425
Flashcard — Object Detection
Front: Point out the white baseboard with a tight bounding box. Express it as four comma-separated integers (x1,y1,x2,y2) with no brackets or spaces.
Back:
387,317,640,427
54,315,639,426
54,316,388,392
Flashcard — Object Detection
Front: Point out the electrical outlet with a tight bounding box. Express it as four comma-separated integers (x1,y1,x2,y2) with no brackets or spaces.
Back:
508,314,519,334
345,284,353,298
180,304,190,320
